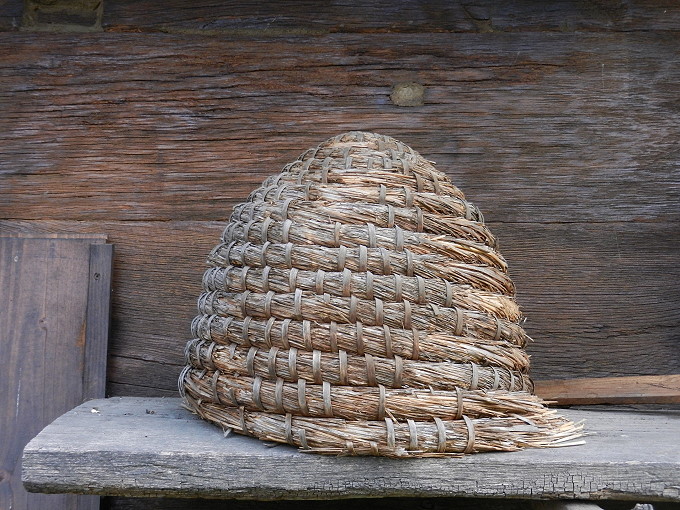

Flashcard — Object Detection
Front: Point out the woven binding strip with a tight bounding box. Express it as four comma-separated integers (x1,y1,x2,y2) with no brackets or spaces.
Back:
180,131,584,457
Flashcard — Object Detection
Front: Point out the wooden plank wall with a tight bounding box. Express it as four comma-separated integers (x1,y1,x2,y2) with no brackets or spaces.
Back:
1,1,678,405
0,235,111,510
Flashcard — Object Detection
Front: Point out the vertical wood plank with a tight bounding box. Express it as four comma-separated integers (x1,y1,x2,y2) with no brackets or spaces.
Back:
84,243,114,400
0,236,110,510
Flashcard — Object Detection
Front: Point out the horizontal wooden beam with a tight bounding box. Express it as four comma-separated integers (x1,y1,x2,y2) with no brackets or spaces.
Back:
1,32,679,225
3,219,679,395
22,397,680,501
100,1,680,34
534,374,680,405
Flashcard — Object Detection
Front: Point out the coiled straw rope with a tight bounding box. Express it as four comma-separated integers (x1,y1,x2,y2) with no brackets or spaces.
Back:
179,131,584,457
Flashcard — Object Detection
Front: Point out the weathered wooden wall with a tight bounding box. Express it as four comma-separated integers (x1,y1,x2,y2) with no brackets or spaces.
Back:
1,2,678,406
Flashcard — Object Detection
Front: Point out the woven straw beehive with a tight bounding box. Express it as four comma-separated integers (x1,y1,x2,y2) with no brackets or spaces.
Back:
179,131,583,457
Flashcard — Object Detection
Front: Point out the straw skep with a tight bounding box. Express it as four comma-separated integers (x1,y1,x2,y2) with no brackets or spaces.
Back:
179,131,584,457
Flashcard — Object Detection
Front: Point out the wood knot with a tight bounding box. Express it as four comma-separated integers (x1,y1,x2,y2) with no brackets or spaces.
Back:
390,82,425,107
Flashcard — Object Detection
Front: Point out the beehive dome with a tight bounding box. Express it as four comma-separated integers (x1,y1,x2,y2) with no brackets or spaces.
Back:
179,131,583,457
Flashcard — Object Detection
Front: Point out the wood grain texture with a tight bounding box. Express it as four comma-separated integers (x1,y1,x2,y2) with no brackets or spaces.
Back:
0,236,110,510
102,498,679,510
103,496,573,510
101,1,680,34
1,216,678,395
84,243,114,399
498,220,680,381
534,375,680,405
0,28,678,397
21,397,680,501
110,498,670,510
104,499,680,510
0,32,678,225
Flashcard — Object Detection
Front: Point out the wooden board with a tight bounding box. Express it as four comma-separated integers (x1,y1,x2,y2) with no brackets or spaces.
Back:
1,32,678,225
22,397,680,502
101,1,680,34
101,496,600,510
102,496,609,510
534,375,680,405
0,236,112,510
1,218,677,396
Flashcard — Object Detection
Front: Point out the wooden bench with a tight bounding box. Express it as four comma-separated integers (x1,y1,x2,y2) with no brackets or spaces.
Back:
22,397,680,506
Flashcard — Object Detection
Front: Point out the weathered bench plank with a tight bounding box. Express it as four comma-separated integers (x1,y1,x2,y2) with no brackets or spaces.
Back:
22,397,680,502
